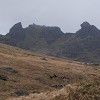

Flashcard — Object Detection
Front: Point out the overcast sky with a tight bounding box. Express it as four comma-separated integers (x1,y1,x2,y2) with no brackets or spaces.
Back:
0,0,100,34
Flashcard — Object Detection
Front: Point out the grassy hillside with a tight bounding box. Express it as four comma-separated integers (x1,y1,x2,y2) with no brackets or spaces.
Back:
0,43,99,100
7,80,100,100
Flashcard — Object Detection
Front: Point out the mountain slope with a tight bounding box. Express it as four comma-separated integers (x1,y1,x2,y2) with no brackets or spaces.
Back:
0,43,100,100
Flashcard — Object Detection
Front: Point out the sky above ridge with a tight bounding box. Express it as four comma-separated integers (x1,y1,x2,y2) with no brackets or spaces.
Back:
0,0,100,34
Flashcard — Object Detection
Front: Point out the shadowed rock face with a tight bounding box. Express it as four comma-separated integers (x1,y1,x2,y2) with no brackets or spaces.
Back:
0,22,100,63
0,34,4,39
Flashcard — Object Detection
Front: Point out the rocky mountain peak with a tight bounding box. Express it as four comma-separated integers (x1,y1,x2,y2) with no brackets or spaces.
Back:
11,22,22,29
81,21,91,29
9,22,23,34
76,21,100,37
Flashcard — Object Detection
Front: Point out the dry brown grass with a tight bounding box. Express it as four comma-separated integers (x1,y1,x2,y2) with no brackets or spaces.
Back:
7,80,100,100
0,43,100,100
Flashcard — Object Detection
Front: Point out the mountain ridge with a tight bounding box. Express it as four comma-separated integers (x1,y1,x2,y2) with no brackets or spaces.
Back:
0,21,100,63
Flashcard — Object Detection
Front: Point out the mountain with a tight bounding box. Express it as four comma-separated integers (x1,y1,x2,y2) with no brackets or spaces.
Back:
0,22,100,63
0,22,63,52
52,22,100,63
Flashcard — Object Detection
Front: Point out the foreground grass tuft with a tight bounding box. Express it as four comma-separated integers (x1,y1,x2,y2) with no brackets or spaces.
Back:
67,80,100,100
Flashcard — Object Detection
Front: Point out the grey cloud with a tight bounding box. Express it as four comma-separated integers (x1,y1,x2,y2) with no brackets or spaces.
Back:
0,0,100,34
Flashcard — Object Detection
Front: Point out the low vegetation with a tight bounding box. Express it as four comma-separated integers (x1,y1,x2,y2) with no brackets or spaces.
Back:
1,67,18,74
15,89,29,96
67,80,100,100
0,74,9,81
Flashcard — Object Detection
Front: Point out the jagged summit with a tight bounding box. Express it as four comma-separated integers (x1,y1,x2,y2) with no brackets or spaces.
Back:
8,22,23,35
76,21,100,37
11,22,23,29
81,21,91,28
80,21,99,32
